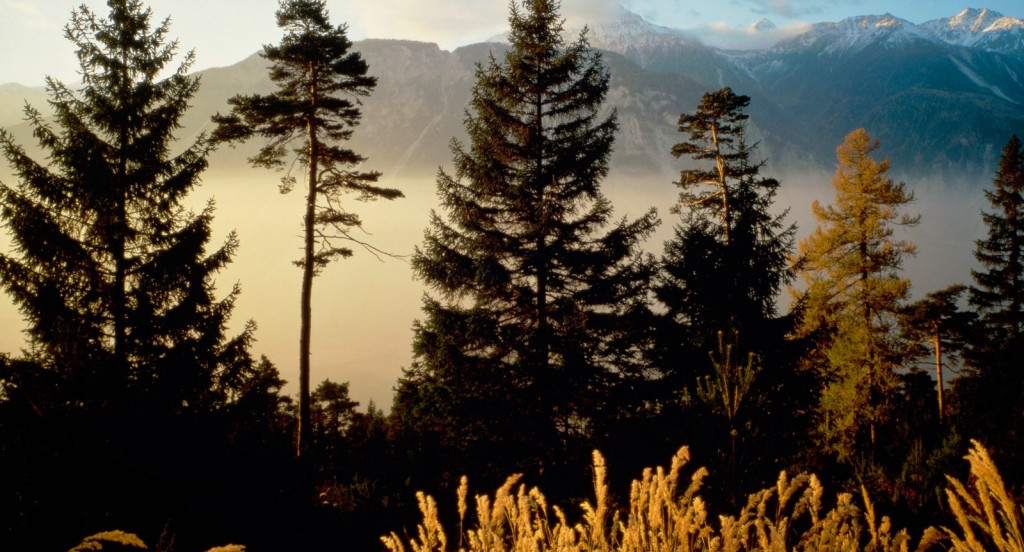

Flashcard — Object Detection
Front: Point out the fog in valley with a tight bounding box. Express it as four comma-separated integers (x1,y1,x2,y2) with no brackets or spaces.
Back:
0,155,992,407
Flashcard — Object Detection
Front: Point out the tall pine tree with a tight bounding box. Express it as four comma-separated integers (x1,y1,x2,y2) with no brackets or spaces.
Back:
212,0,401,457
0,0,251,414
0,1,261,546
656,87,794,359
653,87,799,500
394,0,658,494
971,134,1024,342
793,128,918,464
956,134,1024,485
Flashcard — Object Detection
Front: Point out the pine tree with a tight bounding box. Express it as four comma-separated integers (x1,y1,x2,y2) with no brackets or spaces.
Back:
657,88,795,354
901,285,975,423
0,0,251,412
212,0,401,457
0,1,262,545
652,89,799,495
394,0,658,492
793,128,919,463
971,134,1024,342
955,134,1024,486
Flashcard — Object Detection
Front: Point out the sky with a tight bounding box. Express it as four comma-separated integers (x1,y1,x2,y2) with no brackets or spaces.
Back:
3,0,1024,87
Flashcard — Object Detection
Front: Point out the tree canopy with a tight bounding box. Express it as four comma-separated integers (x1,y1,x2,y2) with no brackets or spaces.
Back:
394,0,658,494
212,0,401,456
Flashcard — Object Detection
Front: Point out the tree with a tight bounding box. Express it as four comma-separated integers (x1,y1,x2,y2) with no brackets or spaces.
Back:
0,1,262,546
695,331,759,506
955,134,1024,486
656,88,795,355
212,0,402,457
971,134,1024,342
394,0,658,493
0,0,251,416
793,128,919,463
901,285,975,423
652,89,800,494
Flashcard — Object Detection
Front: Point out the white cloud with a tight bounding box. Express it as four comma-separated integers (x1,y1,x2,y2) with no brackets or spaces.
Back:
697,20,813,49
343,0,626,49
3,1,61,30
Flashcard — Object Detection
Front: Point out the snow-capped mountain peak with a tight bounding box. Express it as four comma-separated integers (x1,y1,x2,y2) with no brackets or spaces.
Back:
750,18,777,32
948,8,1003,33
584,5,697,56
775,13,929,54
920,8,1024,53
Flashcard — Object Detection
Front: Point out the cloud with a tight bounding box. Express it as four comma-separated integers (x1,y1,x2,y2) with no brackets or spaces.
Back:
344,0,626,49
3,1,61,30
697,20,813,49
732,0,845,20
562,0,622,26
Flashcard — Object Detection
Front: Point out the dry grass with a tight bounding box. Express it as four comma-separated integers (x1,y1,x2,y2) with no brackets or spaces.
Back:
66,531,245,552
921,439,1024,552
383,441,1020,552
61,441,1020,552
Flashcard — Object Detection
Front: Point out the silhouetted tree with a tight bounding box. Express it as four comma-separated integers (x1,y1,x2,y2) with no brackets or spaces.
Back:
658,88,794,344
0,0,262,547
901,285,975,423
212,0,402,457
393,0,658,496
653,89,800,496
793,128,919,464
971,134,1024,341
955,134,1024,486
0,0,252,418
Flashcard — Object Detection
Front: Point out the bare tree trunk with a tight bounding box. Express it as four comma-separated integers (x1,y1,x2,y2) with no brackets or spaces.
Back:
935,322,945,423
297,72,319,459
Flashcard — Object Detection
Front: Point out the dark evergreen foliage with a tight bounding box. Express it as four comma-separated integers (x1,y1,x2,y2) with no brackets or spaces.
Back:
657,87,795,350
971,134,1024,341
212,0,402,456
393,0,659,496
1,1,1022,548
955,134,1024,486
0,0,252,410
0,1,302,548
652,88,804,501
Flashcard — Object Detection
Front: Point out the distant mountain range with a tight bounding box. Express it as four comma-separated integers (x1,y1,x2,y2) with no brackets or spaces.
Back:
2,7,1022,188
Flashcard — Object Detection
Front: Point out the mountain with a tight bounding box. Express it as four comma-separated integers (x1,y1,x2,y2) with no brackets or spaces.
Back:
0,83,47,129
921,8,1024,54
726,11,1024,181
2,7,1023,186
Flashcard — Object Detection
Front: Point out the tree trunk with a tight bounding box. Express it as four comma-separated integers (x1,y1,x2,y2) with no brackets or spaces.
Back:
934,322,945,423
297,71,319,459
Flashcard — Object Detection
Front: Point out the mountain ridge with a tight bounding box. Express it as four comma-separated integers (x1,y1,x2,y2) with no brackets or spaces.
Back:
1,7,1022,187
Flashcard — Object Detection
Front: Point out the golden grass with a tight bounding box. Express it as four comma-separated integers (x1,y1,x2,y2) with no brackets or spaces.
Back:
61,441,1020,552
66,531,245,552
383,441,1021,552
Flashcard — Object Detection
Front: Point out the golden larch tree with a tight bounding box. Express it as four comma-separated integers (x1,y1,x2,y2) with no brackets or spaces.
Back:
793,128,919,462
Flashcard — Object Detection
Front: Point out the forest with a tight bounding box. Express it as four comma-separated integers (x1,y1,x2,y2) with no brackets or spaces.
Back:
0,1,1022,551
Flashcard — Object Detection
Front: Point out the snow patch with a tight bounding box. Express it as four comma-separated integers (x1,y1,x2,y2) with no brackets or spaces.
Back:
948,54,1019,104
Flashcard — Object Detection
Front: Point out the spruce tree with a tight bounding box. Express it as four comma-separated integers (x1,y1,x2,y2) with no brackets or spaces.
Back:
0,1,261,545
971,134,1024,342
212,0,401,457
956,134,1024,485
394,0,658,492
793,128,919,463
0,0,251,412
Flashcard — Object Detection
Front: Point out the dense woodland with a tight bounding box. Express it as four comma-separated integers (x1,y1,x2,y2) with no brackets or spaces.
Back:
1,1,1023,551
